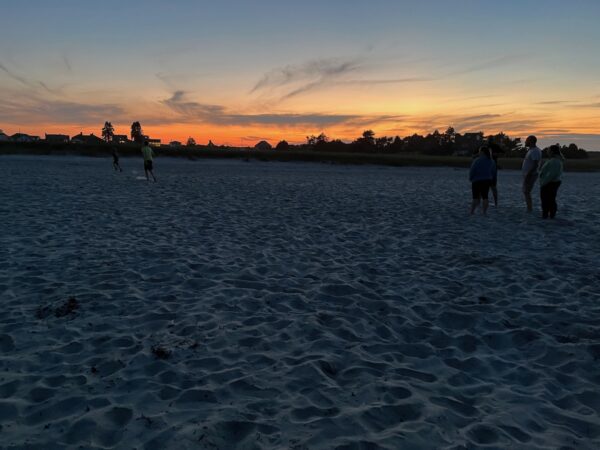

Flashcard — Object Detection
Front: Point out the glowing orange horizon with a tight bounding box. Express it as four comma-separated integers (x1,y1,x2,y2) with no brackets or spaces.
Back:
4,113,599,149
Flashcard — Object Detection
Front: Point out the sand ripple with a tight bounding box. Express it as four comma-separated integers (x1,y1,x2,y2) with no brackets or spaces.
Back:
1,156,599,449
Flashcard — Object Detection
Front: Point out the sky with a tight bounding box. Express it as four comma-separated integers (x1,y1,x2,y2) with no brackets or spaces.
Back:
1,0,600,149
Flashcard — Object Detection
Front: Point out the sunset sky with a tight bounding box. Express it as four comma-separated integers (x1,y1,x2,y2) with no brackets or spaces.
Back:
1,0,600,149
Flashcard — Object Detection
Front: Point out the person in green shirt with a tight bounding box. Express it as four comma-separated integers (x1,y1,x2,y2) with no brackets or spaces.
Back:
539,144,564,219
141,141,157,182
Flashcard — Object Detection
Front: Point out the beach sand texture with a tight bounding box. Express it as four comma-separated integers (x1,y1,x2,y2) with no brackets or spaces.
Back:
1,156,599,449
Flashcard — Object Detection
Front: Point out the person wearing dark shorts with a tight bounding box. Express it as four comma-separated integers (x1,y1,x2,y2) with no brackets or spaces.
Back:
469,146,496,215
539,145,564,219
141,141,157,182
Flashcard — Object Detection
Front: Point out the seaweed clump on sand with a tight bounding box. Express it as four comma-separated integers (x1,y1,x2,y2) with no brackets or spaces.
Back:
35,297,80,319
151,345,172,360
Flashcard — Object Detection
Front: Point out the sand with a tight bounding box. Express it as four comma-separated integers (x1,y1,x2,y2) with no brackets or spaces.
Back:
0,155,599,449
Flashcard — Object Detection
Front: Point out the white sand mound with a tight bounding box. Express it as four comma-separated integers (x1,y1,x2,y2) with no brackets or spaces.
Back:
0,155,599,449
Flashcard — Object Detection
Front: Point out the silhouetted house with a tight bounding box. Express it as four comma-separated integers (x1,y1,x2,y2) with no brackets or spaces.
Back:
169,141,182,147
112,135,129,145
45,134,69,143
71,133,104,145
0,132,9,142
11,133,40,143
254,140,272,151
147,138,161,147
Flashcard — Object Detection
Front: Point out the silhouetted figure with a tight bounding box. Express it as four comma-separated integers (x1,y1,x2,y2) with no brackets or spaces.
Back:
539,145,564,219
522,135,542,212
489,142,503,206
141,141,157,182
469,146,496,215
112,146,122,172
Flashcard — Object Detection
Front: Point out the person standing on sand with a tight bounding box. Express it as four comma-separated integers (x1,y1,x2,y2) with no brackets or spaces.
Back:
141,141,157,182
539,144,564,219
469,146,496,216
489,142,503,207
522,135,542,212
112,146,123,172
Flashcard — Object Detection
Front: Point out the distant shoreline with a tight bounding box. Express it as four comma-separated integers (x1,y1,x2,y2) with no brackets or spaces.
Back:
2,142,599,172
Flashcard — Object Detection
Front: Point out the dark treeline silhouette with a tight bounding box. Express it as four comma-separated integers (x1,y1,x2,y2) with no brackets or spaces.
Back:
102,121,114,143
3,120,593,170
291,127,589,159
130,121,144,144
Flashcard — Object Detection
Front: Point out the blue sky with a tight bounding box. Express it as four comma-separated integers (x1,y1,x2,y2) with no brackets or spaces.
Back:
1,0,599,147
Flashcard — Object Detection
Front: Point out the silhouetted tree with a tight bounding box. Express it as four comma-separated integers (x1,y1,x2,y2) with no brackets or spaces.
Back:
275,140,290,151
362,130,375,144
352,130,376,152
130,121,143,144
306,133,328,147
376,136,393,151
186,137,196,146
442,127,456,145
101,121,114,143
547,143,588,159
487,132,521,156
390,136,404,153
305,133,330,151
404,133,425,153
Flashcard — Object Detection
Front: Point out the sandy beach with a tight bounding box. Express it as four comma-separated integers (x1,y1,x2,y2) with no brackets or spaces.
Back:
1,155,599,449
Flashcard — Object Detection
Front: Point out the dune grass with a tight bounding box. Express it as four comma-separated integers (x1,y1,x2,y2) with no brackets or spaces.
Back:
1,142,599,171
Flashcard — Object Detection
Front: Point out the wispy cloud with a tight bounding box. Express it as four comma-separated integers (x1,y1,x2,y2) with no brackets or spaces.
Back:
249,57,432,101
571,102,600,108
62,55,72,73
161,91,226,117
448,54,529,76
251,53,527,102
251,58,362,94
0,92,126,124
0,60,58,94
536,100,573,105
0,61,37,89
279,76,433,101
160,90,402,128
537,129,571,134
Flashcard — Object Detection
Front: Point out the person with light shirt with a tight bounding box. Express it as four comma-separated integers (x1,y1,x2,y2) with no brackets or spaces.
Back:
522,135,542,212
141,141,157,182
539,144,564,219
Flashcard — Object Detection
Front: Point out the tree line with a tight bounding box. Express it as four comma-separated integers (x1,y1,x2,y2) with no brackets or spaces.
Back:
99,121,589,159
288,127,589,159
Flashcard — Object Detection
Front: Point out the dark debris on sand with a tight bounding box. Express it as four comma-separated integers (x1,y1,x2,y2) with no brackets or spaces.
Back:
35,297,80,319
151,345,172,360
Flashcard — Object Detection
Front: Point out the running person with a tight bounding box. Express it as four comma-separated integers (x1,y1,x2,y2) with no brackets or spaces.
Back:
141,141,157,182
469,146,496,216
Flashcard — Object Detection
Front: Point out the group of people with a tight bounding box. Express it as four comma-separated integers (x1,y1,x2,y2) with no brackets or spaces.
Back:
469,135,564,218
111,136,565,213
111,141,157,182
